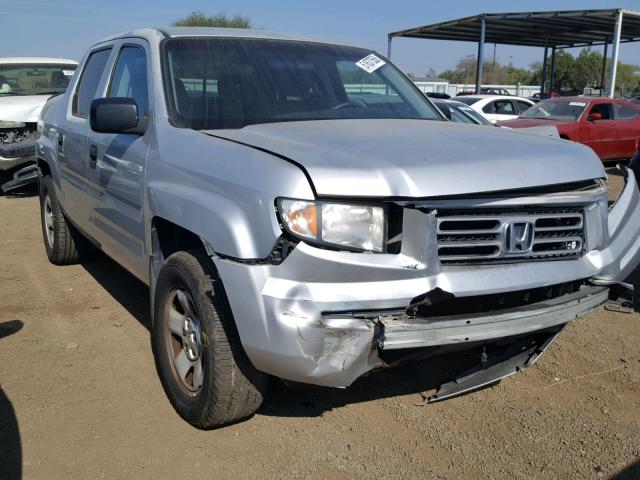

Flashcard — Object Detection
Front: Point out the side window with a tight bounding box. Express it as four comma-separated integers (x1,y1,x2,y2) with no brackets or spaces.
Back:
483,100,515,114
73,48,112,117
108,46,148,115
590,103,612,120
613,104,639,120
517,101,532,113
482,102,495,113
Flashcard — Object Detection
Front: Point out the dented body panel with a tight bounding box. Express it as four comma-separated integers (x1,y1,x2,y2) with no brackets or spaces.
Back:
213,172,640,386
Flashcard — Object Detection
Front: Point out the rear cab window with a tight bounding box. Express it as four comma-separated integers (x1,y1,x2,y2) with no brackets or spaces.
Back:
73,48,112,118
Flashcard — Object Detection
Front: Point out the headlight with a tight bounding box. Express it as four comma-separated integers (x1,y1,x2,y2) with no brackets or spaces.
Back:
277,198,386,252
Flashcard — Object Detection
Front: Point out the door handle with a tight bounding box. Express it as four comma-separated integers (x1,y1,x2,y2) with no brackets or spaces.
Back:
57,133,64,153
89,144,97,168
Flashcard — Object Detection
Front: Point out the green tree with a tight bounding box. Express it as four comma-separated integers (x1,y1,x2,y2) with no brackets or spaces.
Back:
612,62,640,95
530,48,640,95
572,49,604,91
529,50,575,93
439,55,531,85
172,11,252,28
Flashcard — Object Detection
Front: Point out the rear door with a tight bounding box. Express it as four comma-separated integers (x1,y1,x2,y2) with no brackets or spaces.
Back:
482,99,518,123
58,47,112,224
580,103,615,160
612,103,640,160
86,40,151,281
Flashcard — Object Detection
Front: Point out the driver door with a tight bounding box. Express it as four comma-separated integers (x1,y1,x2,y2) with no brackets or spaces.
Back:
87,40,151,281
581,103,615,161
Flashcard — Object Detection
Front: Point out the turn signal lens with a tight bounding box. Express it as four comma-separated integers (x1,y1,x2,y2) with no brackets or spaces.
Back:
278,199,318,240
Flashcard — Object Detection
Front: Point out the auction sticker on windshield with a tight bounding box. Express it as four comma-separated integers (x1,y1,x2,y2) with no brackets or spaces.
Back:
570,102,587,107
356,54,386,73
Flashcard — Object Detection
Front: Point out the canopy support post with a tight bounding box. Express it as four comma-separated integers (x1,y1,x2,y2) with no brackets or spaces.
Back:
475,16,486,95
549,46,557,95
601,42,609,92
540,46,549,98
608,10,623,98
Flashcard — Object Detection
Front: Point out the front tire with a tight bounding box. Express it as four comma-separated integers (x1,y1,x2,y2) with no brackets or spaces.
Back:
152,250,268,429
39,175,85,265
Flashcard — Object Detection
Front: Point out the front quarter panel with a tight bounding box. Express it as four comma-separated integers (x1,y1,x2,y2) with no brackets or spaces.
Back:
147,124,314,260
36,94,65,184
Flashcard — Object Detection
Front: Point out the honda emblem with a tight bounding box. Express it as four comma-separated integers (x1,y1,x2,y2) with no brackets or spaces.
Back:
504,222,534,254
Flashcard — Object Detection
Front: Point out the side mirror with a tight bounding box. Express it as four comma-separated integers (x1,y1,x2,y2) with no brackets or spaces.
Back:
587,112,603,122
90,97,147,135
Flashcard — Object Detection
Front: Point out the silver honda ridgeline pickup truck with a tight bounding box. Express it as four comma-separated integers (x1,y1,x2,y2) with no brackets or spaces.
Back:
37,28,640,428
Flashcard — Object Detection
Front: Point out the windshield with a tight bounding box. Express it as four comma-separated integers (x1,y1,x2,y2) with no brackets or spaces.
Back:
162,38,440,130
520,100,587,121
0,63,76,96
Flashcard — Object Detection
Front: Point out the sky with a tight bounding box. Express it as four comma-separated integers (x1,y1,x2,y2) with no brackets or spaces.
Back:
0,0,639,77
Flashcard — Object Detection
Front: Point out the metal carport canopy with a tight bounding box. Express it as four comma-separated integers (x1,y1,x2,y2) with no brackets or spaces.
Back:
388,8,640,97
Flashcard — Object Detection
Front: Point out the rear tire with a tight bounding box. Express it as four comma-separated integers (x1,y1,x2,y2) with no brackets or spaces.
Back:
152,250,268,429
39,175,85,265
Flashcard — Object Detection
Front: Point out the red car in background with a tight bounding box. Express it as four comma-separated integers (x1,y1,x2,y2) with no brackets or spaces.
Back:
500,97,640,162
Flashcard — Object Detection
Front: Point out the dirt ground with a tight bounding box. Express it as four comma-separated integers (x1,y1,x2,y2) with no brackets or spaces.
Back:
1,172,639,480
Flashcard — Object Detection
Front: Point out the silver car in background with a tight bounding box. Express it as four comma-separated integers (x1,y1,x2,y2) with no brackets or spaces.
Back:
36,28,640,428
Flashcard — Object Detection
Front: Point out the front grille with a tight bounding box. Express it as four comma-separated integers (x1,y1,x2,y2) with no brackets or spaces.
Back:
436,206,585,264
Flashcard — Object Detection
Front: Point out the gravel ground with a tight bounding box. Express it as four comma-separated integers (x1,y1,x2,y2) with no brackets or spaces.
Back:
0,173,638,480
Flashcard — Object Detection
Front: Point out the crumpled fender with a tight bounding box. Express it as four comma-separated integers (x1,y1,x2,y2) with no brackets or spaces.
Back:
592,168,640,284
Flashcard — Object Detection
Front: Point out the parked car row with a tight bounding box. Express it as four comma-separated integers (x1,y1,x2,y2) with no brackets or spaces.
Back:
501,97,640,162
0,57,78,192
430,91,640,163
457,87,512,96
454,95,536,123
32,27,640,429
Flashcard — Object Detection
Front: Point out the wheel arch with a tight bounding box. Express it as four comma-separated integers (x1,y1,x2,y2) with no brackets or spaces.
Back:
37,157,52,178
147,182,282,261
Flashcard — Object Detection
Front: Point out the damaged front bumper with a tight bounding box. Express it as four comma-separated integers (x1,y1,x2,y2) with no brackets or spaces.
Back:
0,138,36,172
378,286,608,349
214,170,640,388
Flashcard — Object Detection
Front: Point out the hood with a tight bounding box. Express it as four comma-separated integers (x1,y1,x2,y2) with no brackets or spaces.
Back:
205,119,604,198
0,94,54,123
499,118,571,129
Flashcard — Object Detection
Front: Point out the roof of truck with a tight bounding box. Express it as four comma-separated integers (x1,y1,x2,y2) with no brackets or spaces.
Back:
0,57,78,65
96,27,355,48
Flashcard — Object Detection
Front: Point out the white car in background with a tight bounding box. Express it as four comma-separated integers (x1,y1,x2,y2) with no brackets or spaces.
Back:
0,57,77,192
455,95,535,123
